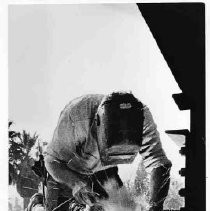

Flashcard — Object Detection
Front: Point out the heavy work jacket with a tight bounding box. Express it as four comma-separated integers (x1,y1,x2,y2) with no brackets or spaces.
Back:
45,94,170,176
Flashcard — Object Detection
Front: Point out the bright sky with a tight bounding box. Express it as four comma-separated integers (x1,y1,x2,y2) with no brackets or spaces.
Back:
9,4,189,181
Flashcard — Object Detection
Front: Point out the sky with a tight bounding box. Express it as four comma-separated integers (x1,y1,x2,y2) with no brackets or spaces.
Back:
8,4,190,181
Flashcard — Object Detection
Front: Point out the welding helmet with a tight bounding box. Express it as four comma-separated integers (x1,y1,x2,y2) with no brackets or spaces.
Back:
96,92,144,166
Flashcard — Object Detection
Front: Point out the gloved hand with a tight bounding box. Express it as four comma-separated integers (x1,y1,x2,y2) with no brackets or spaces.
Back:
73,184,100,207
148,205,163,211
89,204,105,211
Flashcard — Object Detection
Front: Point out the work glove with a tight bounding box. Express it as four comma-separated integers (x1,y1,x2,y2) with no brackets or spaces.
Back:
148,204,163,211
73,184,100,207
89,204,105,211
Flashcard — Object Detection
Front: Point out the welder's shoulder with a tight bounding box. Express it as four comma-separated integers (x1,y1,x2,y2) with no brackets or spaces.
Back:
71,94,104,106
61,94,105,121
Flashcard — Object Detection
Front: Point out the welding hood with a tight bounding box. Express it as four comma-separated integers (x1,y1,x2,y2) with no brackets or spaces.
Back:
96,94,144,166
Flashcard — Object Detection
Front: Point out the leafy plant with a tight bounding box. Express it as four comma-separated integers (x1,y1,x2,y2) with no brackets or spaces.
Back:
8,121,45,208
9,121,40,182
164,178,185,210
9,121,22,185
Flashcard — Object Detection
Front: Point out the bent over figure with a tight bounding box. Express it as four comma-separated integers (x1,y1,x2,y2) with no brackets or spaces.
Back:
44,91,172,211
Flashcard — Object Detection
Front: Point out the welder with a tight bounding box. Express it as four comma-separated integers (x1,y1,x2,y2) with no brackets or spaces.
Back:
44,91,172,211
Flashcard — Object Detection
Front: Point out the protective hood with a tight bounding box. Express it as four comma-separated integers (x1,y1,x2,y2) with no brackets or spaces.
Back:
96,93,144,166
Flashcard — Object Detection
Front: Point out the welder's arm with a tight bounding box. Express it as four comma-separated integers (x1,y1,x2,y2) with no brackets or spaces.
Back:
149,163,171,211
44,154,88,190
44,154,106,206
139,106,172,211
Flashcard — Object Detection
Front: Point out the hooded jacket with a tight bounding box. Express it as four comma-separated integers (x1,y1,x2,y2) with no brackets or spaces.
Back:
45,94,171,175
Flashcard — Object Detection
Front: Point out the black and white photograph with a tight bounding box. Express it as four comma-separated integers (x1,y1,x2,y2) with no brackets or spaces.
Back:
2,2,207,211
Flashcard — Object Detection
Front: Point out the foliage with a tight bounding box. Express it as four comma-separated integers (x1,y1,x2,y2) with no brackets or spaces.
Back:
9,121,41,184
9,121,22,185
164,177,185,210
9,121,46,208
9,122,39,178
29,140,48,160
